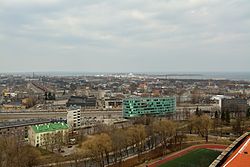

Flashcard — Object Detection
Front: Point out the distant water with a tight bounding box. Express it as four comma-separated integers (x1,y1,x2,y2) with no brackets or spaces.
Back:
162,72,250,81
207,72,250,81
1,71,250,81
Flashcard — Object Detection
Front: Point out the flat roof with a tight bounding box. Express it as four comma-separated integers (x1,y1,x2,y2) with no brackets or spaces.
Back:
0,118,52,129
123,97,175,100
32,122,69,133
222,136,250,167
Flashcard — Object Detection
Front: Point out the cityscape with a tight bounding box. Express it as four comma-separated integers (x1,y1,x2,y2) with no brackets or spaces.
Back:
1,0,250,167
1,72,250,167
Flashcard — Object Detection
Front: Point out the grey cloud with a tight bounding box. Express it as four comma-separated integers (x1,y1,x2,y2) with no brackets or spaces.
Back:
0,0,250,72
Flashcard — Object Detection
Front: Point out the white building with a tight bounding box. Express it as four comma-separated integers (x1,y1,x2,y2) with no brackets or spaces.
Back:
67,106,81,130
211,95,232,108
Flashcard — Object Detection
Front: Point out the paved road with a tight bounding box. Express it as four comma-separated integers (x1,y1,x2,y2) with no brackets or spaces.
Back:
0,110,123,120
0,104,216,120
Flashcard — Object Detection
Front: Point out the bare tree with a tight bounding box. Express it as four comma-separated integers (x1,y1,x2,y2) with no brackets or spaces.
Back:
41,132,66,152
41,133,50,150
55,132,64,152
194,115,211,142
153,119,176,153
0,136,40,167
127,125,146,158
81,133,112,167
111,128,127,164
187,115,197,134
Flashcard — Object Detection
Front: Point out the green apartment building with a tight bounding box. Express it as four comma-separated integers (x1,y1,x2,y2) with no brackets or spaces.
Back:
123,97,176,118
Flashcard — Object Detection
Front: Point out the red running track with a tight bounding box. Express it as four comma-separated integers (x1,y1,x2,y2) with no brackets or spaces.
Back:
222,136,250,167
148,144,227,167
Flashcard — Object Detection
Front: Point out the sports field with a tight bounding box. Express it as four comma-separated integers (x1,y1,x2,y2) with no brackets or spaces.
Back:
159,148,221,167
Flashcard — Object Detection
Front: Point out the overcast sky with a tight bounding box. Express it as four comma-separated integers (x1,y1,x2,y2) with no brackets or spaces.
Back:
0,0,250,73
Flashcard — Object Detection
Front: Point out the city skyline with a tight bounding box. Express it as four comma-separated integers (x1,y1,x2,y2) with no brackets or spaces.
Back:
1,0,250,72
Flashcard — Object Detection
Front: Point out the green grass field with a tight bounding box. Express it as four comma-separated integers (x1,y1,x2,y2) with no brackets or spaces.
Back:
160,149,221,167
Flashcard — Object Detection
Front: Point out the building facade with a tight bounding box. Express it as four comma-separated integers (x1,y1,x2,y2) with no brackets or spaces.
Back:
0,118,53,142
67,106,81,130
104,98,123,109
66,96,96,108
221,98,248,117
123,97,176,118
28,122,69,147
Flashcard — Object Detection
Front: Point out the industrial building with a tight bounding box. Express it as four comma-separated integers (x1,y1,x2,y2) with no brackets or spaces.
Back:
122,97,176,118
66,96,96,108
104,97,123,109
28,122,69,147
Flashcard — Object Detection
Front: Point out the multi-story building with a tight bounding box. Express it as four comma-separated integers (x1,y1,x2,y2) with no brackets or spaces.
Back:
221,98,248,117
104,97,123,109
123,97,176,118
67,106,81,130
28,122,69,147
0,118,53,141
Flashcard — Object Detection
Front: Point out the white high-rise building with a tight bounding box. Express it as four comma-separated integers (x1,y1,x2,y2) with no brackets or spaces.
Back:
67,106,81,130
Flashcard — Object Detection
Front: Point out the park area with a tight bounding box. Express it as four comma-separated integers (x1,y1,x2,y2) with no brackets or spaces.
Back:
159,148,221,167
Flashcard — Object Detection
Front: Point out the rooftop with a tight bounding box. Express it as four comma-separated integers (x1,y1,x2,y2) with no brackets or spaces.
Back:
0,118,52,129
32,122,69,133
123,96,175,100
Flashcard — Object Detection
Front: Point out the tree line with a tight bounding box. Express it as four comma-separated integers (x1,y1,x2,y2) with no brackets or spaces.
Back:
73,118,183,167
0,136,40,167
